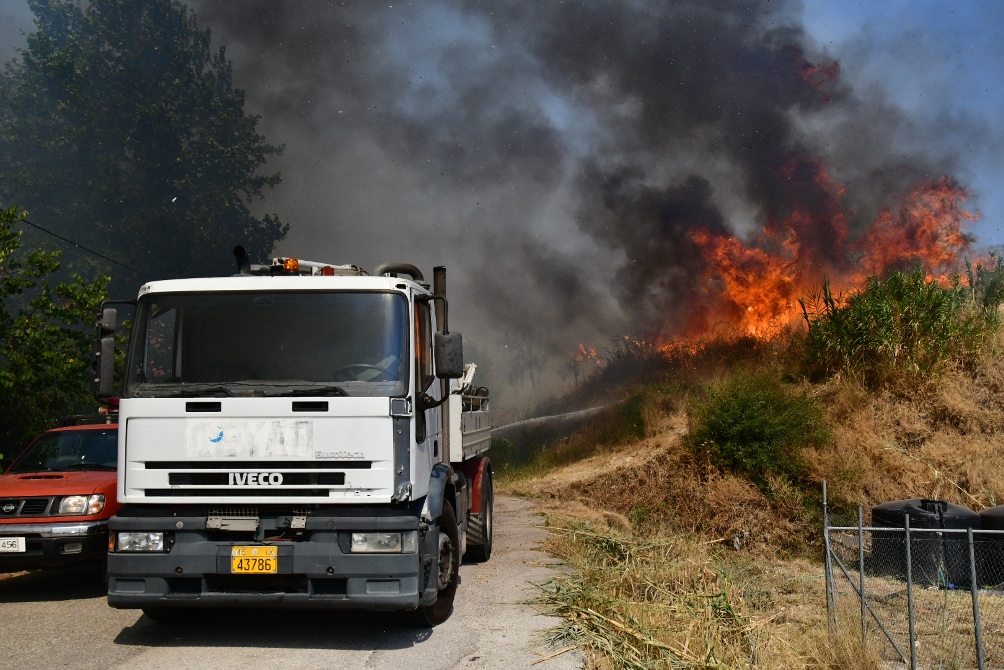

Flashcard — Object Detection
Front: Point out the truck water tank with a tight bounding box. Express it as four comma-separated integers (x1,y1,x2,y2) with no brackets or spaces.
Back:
978,505,1004,588
869,499,980,588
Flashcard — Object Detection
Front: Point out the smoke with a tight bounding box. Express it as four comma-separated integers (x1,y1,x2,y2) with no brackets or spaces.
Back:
189,0,978,406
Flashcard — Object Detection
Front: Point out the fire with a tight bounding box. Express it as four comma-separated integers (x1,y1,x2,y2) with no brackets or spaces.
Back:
687,167,975,340
856,178,976,280
576,343,601,365
690,228,801,337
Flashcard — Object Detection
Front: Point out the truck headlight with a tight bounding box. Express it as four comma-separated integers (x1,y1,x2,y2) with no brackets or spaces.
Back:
116,532,165,552
351,531,418,553
58,494,105,515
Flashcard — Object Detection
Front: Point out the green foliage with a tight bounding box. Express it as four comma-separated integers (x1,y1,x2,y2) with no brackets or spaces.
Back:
800,263,1004,387
0,206,108,462
0,0,286,279
628,503,649,526
685,372,827,482
486,436,519,468
608,391,646,444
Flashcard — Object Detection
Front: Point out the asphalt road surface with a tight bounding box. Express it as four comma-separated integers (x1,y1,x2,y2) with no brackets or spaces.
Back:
0,496,585,669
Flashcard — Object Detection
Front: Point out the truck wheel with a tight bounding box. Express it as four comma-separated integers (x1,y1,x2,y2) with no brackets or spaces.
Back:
466,466,493,562
411,501,460,627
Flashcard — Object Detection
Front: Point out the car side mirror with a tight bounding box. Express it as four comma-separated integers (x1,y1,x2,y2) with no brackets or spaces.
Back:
434,332,464,379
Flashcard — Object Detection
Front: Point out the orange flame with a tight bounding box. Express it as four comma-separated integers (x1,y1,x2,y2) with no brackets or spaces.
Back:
686,167,975,340
857,178,976,279
576,343,601,365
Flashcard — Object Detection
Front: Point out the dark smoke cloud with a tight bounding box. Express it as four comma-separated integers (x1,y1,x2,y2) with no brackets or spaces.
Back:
188,0,973,406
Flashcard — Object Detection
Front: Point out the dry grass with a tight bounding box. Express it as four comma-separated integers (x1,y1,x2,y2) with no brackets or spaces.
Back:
508,324,1004,667
809,346,1004,513
495,391,684,487
512,403,820,557
535,514,883,670
512,340,1004,547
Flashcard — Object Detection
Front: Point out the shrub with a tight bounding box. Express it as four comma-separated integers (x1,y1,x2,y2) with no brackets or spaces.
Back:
801,262,1004,387
486,436,520,468
607,392,646,444
685,372,827,482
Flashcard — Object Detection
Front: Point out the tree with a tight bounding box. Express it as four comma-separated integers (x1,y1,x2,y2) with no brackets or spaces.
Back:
0,0,286,281
503,327,549,390
0,206,109,462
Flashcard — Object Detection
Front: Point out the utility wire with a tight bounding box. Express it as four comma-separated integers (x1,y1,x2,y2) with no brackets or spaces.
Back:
15,216,153,281
18,226,147,287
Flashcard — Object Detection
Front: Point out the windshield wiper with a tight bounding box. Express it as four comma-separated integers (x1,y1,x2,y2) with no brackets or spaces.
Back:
152,385,234,398
270,385,348,397
60,463,117,471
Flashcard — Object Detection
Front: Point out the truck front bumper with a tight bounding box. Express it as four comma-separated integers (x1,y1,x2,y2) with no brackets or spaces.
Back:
0,521,109,571
107,513,434,611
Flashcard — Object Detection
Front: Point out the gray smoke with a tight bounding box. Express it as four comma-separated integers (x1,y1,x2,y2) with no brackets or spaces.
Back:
189,0,970,407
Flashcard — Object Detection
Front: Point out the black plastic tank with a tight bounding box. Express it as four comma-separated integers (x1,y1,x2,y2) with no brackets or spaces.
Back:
978,505,1004,588
869,499,980,588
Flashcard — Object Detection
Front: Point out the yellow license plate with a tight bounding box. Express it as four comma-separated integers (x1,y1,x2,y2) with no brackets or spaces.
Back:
231,545,278,574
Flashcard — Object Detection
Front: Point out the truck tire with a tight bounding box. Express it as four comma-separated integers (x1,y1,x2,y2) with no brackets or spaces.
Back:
411,501,460,627
466,466,493,562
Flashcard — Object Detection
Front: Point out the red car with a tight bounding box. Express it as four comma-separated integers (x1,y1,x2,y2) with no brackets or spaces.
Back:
0,421,119,572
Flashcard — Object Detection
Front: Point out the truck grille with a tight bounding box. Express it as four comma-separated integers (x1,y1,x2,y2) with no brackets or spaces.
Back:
0,497,53,517
146,461,370,470
206,574,308,594
168,473,345,486
144,489,331,497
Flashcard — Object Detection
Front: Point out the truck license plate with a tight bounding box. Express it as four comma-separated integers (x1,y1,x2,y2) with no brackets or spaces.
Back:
231,545,277,574
0,537,25,553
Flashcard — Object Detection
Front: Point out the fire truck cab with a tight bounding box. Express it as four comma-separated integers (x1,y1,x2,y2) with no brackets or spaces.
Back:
94,250,493,625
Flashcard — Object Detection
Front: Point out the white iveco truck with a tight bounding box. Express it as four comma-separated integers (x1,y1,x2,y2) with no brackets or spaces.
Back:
92,248,493,625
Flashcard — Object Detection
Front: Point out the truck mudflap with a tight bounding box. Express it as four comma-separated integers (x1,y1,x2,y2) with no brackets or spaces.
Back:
107,510,438,611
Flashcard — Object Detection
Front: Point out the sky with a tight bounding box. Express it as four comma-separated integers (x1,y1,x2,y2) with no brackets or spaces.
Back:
801,0,1004,243
2,0,1003,407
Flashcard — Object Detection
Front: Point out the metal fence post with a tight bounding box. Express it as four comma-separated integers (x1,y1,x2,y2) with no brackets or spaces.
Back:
968,527,985,670
858,506,867,646
823,481,838,633
905,516,917,670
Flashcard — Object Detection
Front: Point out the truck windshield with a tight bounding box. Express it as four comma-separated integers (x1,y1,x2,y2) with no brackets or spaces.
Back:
9,429,118,473
125,291,409,397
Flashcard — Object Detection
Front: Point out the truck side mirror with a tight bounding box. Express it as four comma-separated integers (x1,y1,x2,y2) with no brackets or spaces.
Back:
92,307,117,400
98,307,117,336
434,332,464,379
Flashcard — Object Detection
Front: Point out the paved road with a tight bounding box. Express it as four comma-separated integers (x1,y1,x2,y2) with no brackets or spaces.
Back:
0,496,584,669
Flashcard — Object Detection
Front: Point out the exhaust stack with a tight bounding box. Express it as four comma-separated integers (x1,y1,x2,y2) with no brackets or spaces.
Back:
373,263,424,282
433,266,446,331
233,245,252,275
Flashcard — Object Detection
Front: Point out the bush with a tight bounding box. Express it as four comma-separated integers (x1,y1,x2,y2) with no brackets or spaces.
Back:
607,392,646,444
685,372,827,482
801,263,1004,387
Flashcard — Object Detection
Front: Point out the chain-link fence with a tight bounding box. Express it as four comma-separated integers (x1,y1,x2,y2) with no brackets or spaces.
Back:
823,487,1004,669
